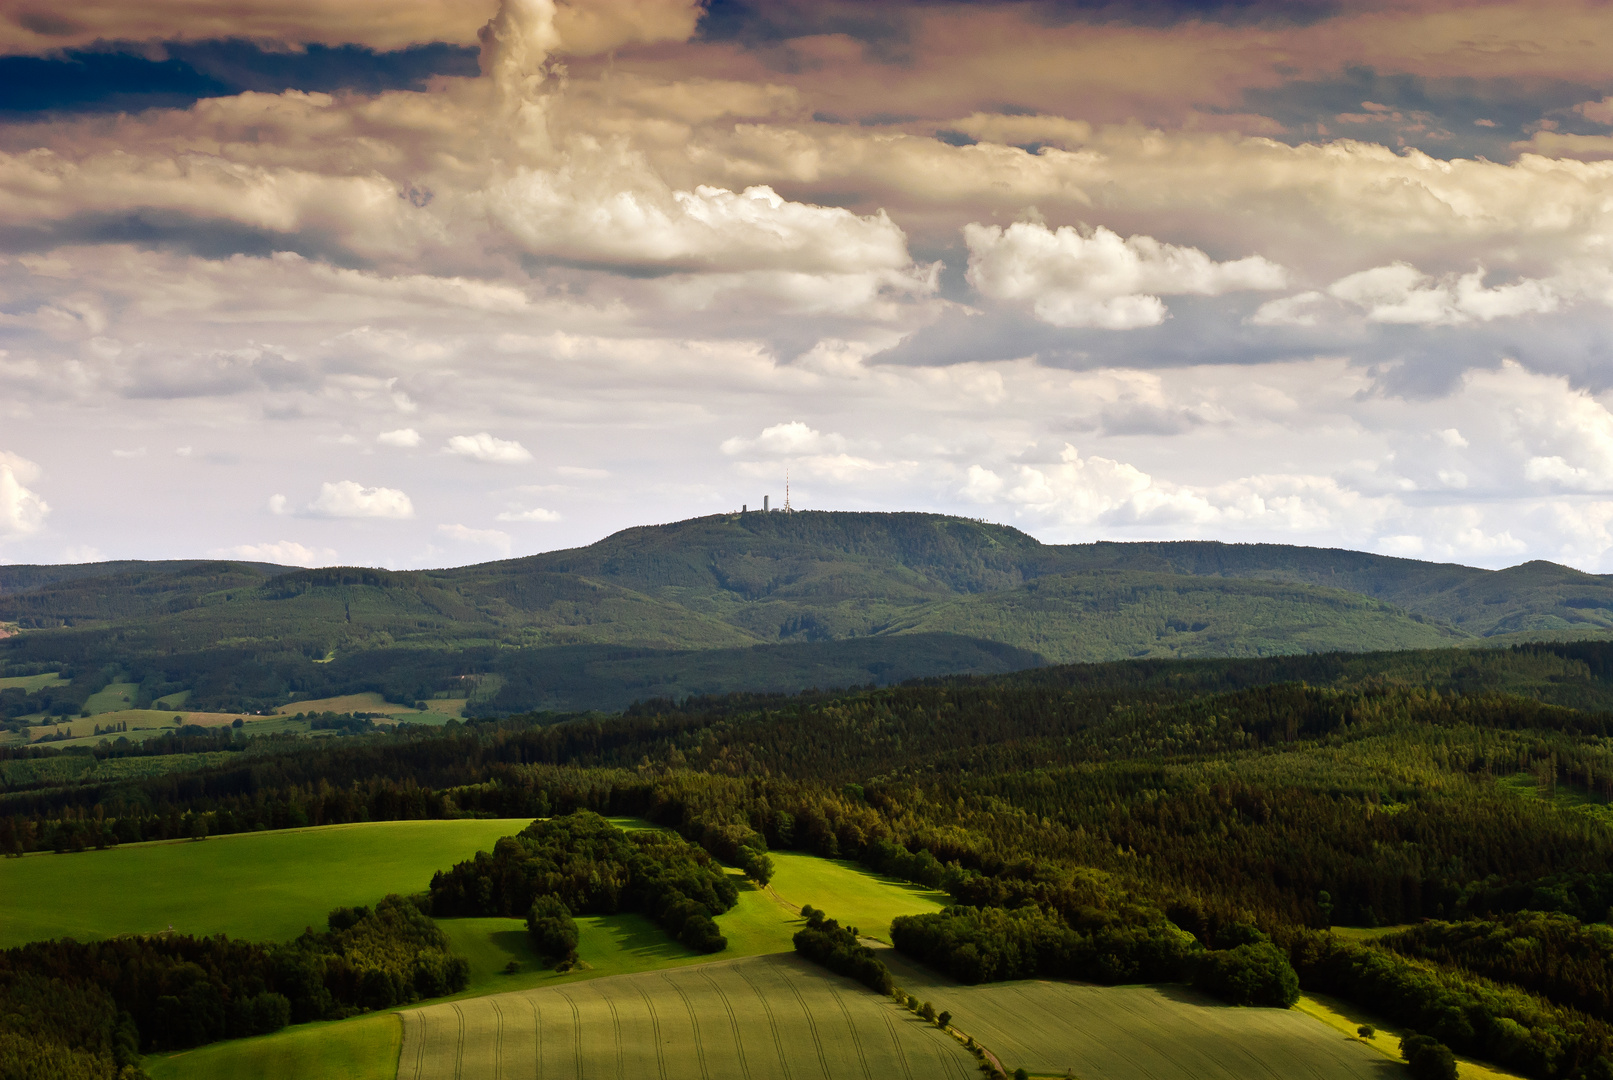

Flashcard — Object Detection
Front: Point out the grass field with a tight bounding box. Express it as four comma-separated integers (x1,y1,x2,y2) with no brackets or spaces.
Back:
766,853,950,941
879,949,1387,1080
432,850,947,999
0,671,64,691
148,1012,402,1080
147,844,956,1080
1499,771,1613,826
276,693,467,721
398,953,976,1080
18,708,463,748
440,876,802,998
25,709,263,745
82,680,140,714
0,818,526,947
1297,990,1529,1080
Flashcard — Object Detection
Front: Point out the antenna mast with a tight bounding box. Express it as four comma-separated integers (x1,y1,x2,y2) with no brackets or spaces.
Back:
784,469,793,513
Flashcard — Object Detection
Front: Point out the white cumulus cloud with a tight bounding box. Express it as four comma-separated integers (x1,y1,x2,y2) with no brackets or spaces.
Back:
305,481,415,519
964,221,1288,329
438,523,513,557
0,452,49,539
377,428,422,448
720,421,843,457
214,540,337,567
446,433,534,464
496,507,561,522
1327,263,1560,325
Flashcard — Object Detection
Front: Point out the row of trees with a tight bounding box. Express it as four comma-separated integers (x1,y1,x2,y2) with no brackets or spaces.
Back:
0,895,468,1078
792,906,892,994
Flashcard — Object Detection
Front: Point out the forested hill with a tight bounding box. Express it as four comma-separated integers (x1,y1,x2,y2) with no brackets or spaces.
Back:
3,511,1613,714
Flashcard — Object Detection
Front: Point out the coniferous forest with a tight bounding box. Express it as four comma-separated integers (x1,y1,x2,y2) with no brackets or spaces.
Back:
13,639,1613,1075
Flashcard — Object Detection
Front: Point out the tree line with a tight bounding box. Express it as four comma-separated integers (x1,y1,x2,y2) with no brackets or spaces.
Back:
0,895,467,1080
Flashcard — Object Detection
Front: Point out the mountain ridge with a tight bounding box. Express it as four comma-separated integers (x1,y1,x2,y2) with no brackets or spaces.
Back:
4,511,1613,714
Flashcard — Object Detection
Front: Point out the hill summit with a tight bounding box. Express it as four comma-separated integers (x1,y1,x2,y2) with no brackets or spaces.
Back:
4,510,1613,714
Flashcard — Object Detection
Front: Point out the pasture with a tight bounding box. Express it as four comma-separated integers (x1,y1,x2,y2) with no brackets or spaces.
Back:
147,1012,401,1080
880,949,1387,1080
82,680,141,714
1297,990,1529,1080
0,818,525,947
26,709,267,745
398,953,976,1080
440,878,801,998
276,692,468,721
0,671,65,691
766,852,950,940
148,840,960,1080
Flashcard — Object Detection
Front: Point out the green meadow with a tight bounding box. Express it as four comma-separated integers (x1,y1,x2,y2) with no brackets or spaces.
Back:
0,818,525,946
0,671,65,692
131,824,956,1080
766,851,951,940
147,1012,403,1080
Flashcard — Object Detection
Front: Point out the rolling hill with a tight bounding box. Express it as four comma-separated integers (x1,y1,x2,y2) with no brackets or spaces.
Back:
4,510,1613,715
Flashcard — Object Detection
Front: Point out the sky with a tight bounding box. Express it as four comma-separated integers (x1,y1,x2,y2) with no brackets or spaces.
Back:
4,0,1613,572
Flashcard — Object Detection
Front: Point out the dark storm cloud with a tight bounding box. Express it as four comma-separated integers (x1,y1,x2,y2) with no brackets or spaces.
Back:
868,295,1587,400
0,40,478,116
871,297,1353,370
697,0,1342,49
1241,66,1613,161
0,212,370,267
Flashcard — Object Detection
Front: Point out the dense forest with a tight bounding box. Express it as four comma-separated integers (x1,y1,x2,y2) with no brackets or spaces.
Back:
12,638,1613,1075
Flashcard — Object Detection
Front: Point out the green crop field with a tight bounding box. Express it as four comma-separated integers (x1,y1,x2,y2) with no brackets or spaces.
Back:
880,949,1385,1080
398,953,975,1080
0,818,526,947
434,853,946,999
766,853,950,940
0,671,64,691
147,1012,402,1080
276,692,468,720
439,882,798,999
149,850,956,1080
82,680,140,714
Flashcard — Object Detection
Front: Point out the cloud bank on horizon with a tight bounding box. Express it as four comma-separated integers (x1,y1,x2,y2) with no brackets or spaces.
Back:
4,0,1613,571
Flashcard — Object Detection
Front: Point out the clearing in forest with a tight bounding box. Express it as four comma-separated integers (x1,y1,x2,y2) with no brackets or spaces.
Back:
397,952,975,1080
766,852,950,939
0,818,525,946
880,949,1386,1080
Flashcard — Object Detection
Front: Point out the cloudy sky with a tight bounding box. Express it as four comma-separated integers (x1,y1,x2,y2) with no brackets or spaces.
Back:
4,0,1613,571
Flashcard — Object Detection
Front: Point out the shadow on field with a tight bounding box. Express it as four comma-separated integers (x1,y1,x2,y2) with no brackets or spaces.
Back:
1153,982,1246,1008
588,912,694,964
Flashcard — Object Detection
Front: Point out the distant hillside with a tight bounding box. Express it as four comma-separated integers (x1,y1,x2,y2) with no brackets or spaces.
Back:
3,511,1613,714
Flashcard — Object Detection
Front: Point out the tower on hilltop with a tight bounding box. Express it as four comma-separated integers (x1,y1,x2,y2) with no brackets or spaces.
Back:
783,470,793,512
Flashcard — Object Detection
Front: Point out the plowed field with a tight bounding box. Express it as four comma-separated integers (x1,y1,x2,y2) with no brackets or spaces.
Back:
397,953,974,1080
881,949,1390,1080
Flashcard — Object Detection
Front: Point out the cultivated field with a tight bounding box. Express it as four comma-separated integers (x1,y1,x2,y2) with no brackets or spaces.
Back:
25,709,275,745
275,692,468,721
766,852,950,940
0,818,525,946
147,1011,401,1080
0,671,64,691
398,953,976,1080
881,949,1387,1080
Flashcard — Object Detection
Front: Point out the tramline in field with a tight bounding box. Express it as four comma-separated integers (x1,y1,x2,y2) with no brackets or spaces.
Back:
397,953,975,1080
